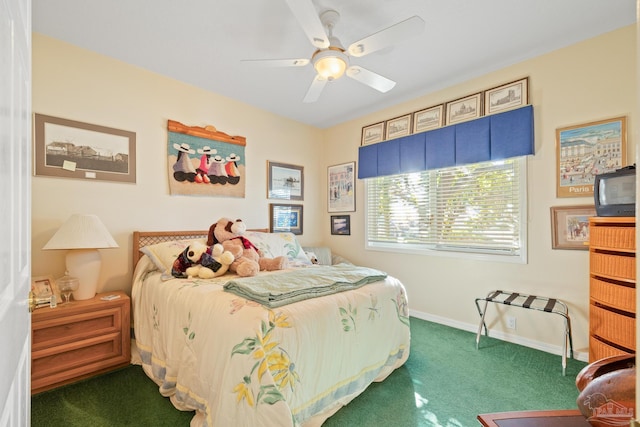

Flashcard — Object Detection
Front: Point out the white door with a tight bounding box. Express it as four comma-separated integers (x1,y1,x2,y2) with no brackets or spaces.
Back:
0,0,32,424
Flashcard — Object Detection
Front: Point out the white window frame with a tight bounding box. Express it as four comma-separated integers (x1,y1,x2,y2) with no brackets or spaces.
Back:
364,156,528,264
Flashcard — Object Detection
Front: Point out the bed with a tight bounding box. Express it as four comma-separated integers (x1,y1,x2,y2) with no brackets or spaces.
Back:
131,229,410,426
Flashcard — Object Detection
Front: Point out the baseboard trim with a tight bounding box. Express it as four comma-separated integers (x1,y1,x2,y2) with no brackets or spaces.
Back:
409,309,588,362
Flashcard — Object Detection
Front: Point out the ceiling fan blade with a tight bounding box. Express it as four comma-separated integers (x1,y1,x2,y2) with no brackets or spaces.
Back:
346,66,396,93
241,58,310,67
303,75,327,103
347,15,425,57
284,0,330,48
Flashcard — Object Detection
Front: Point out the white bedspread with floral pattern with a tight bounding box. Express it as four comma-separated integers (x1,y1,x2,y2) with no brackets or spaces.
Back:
132,256,410,427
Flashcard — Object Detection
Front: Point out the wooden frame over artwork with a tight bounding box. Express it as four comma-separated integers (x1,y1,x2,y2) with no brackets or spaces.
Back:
556,116,627,198
34,113,136,183
267,161,304,201
269,203,303,235
550,205,596,250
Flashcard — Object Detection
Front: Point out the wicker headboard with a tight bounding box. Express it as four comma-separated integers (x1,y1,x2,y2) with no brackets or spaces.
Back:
132,229,269,267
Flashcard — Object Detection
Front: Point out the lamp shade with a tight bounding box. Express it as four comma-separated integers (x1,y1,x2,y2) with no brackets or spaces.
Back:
43,214,119,250
43,214,118,300
312,49,348,81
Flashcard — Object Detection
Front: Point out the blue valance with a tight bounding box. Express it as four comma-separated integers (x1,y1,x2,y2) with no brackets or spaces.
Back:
358,105,534,179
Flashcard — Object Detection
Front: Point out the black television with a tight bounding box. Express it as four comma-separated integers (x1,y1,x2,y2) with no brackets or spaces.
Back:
593,165,636,217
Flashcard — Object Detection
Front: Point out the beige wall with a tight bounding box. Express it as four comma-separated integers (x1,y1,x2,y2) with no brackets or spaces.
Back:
32,25,637,359
323,25,637,359
32,33,325,293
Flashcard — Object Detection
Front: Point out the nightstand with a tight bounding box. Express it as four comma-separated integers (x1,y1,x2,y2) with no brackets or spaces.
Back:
31,291,131,394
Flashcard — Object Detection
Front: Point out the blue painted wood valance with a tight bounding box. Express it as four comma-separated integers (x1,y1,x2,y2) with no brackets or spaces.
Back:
358,105,534,179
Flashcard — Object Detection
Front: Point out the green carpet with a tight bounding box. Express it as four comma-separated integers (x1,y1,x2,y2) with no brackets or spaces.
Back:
31,318,586,426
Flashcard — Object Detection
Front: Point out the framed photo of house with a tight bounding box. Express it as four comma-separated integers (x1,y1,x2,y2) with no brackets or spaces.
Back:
267,161,304,200
330,215,351,235
328,161,356,213
385,114,412,140
361,122,385,145
556,116,627,198
550,205,596,250
413,104,444,133
269,204,303,235
484,77,529,115
31,275,60,308
33,113,136,183
445,93,482,125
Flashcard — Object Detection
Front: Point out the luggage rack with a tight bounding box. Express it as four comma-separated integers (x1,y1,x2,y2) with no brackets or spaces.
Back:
475,290,574,376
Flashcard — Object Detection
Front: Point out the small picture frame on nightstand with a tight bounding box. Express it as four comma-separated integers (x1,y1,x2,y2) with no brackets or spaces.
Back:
31,275,60,308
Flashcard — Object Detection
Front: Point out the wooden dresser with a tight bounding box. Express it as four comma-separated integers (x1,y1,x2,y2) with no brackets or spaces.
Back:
31,291,131,394
588,217,636,362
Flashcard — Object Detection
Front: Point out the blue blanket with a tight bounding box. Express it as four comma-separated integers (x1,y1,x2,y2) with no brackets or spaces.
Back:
223,264,387,308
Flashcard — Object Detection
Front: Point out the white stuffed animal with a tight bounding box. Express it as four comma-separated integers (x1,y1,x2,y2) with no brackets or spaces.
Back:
183,242,235,279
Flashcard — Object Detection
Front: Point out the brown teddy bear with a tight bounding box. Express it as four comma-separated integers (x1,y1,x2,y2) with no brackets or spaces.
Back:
207,217,286,277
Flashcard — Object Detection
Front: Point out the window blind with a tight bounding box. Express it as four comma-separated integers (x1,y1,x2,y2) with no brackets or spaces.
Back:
366,157,524,257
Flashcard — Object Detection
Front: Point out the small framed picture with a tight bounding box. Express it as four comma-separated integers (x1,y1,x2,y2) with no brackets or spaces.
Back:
31,275,60,308
550,205,596,250
446,93,483,125
361,121,385,145
385,114,412,140
484,77,529,115
270,203,303,235
331,215,351,235
413,104,444,133
267,161,304,201
328,162,356,213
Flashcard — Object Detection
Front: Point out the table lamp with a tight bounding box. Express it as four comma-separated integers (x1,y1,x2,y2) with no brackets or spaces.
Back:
42,214,119,300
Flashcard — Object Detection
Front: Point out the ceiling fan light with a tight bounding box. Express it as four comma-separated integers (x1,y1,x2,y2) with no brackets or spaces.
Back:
313,49,348,80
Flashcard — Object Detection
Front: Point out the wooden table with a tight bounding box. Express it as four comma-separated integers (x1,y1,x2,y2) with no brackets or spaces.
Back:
477,410,590,427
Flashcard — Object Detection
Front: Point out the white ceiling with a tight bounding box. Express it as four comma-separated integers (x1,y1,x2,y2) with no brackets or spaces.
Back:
32,0,637,129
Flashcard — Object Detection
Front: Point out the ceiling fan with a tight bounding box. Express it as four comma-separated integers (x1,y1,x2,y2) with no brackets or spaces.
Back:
243,0,425,103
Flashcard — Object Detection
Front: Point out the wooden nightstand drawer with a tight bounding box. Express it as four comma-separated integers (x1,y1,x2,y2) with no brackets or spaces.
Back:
31,291,131,394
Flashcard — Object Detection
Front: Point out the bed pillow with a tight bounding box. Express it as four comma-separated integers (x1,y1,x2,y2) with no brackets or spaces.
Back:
140,238,206,274
244,231,312,267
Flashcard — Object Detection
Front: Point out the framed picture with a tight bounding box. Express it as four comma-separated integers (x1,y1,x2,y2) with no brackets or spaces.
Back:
556,116,627,198
33,113,136,183
267,161,304,200
445,93,483,125
328,161,356,213
331,215,351,235
361,121,385,145
385,114,412,140
484,77,529,115
269,203,303,235
31,275,60,308
413,104,444,133
550,205,596,250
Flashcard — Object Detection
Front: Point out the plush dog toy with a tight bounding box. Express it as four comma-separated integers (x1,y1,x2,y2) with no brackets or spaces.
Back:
172,241,234,279
305,251,319,264
207,217,286,277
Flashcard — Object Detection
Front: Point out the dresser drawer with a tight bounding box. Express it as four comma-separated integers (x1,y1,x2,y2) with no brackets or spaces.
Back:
32,307,123,351
590,278,636,314
589,335,632,362
590,251,636,281
589,303,635,351
589,224,635,250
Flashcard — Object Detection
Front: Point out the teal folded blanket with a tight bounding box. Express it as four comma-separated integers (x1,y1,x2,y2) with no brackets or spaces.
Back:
223,264,387,308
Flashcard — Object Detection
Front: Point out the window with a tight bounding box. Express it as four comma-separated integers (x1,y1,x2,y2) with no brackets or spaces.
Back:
365,157,527,262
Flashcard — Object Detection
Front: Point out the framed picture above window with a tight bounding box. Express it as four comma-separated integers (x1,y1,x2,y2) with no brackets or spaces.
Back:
556,116,627,198
269,203,303,235
413,104,444,133
328,161,356,213
385,114,412,140
550,205,596,250
361,122,385,145
33,113,137,183
331,215,351,235
267,161,304,200
445,93,482,125
484,77,529,115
